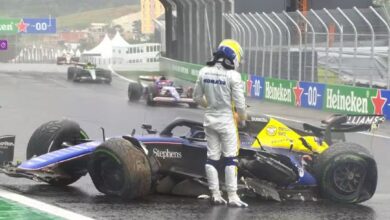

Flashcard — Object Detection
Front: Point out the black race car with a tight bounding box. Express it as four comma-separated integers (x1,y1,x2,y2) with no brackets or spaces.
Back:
67,63,112,84
0,114,383,204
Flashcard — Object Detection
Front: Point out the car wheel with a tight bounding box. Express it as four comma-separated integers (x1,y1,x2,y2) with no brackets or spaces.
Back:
101,70,112,84
73,72,81,82
313,142,377,203
188,103,198,108
67,67,76,80
88,138,151,199
27,120,89,186
146,85,157,106
105,74,112,84
127,82,142,102
57,58,63,65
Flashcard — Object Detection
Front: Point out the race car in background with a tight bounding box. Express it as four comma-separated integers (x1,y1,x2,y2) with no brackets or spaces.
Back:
57,52,79,65
127,75,197,108
0,113,384,204
67,63,112,84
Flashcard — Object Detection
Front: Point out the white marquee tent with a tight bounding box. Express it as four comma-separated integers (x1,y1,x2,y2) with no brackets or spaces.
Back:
81,32,161,70
82,34,113,58
111,31,132,48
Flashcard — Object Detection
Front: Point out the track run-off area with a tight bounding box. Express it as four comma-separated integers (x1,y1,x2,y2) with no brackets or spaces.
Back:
0,64,389,220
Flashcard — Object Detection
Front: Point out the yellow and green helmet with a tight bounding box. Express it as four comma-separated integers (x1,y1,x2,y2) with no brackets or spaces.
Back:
218,39,244,66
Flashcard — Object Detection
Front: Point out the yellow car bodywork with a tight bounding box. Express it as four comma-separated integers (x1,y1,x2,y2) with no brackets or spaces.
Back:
251,118,329,154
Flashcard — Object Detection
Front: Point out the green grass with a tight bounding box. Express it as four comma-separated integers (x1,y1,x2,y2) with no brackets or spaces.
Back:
317,67,342,85
57,5,139,29
0,198,62,220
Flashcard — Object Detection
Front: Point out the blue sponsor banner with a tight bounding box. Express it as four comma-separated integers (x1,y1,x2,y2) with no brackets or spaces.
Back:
297,81,325,109
22,18,56,34
381,89,390,120
247,75,265,99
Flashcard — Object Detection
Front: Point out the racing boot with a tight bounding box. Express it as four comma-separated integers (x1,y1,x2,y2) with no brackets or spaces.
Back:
205,163,227,205
227,191,248,208
225,165,248,208
211,190,227,205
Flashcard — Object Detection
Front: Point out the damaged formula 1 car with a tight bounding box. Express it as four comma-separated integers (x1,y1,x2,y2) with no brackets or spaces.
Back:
0,114,384,204
67,63,112,84
127,75,197,108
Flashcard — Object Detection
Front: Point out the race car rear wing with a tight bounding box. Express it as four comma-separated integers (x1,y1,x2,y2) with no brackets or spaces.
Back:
139,75,160,82
303,114,385,144
0,135,15,164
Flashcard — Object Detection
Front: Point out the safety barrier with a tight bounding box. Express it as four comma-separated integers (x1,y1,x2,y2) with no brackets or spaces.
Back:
161,57,390,120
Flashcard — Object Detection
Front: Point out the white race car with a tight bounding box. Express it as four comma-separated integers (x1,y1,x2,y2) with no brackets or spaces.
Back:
57,53,79,65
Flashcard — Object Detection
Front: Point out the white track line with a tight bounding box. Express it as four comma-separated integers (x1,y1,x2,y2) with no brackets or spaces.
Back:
0,188,94,220
266,114,390,140
107,65,134,83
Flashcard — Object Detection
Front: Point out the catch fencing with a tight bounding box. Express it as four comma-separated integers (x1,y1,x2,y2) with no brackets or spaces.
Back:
11,46,72,63
223,7,390,89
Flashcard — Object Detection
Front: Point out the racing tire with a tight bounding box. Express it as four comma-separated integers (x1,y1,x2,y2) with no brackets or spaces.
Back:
313,142,377,203
188,103,198,108
185,87,197,108
88,138,151,200
74,69,89,82
56,58,63,65
71,57,80,63
67,67,77,80
127,82,143,102
73,72,81,82
104,73,112,84
26,120,89,186
97,69,112,84
146,85,158,106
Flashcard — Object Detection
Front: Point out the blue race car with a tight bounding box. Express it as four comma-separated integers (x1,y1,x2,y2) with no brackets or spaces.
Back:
0,114,383,203
127,75,197,108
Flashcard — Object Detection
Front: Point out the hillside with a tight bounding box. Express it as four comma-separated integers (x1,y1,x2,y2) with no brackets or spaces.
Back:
58,5,140,29
0,0,138,17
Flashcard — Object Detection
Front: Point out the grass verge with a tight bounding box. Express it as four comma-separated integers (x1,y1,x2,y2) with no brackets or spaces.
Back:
317,67,342,85
57,5,139,29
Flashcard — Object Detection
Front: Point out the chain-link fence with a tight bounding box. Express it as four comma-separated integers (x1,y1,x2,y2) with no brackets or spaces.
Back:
0,35,63,64
223,6,390,89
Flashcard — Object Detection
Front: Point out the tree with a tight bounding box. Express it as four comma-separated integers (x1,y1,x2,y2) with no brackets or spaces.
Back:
374,0,390,6
132,20,142,40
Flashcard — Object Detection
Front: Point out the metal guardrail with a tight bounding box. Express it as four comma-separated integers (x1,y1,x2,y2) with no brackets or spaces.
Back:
222,7,390,89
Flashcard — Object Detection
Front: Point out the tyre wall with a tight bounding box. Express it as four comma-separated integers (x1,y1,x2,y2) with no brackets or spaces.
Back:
160,57,390,120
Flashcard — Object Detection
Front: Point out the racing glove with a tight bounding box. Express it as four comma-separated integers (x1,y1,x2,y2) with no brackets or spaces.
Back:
234,112,247,129
198,97,208,108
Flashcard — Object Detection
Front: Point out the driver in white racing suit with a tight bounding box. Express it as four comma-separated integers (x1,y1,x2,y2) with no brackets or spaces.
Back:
193,39,248,207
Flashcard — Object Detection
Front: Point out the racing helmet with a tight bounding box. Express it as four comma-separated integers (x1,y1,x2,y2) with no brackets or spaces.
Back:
217,39,244,69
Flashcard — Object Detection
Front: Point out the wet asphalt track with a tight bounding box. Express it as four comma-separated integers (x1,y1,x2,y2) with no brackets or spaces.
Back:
0,65,390,220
